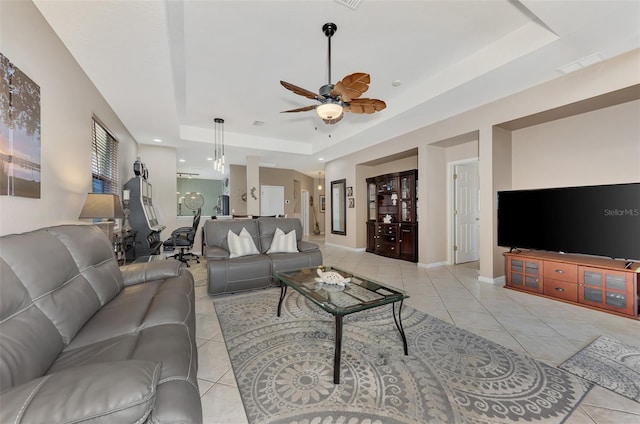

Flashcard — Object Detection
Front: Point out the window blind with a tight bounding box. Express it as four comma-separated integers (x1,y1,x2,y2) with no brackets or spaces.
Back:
91,117,119,194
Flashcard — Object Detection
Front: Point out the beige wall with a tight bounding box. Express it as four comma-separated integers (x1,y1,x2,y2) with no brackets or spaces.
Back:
325,49,640,281
229,164,247,215
511,100,640,189
227,165,313,222
0,0,139,236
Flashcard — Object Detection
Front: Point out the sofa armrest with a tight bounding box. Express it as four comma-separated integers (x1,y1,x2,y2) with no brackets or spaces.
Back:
120,259,183,286
297,240,320,252
0,360,160,424
205,245,230,260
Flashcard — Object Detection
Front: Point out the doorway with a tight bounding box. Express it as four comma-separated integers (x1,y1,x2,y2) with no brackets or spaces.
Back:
452,160,479,264
260,185,284,216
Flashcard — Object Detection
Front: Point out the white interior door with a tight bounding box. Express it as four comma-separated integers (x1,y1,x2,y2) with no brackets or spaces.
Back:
260,185,284,216
454,162,479,264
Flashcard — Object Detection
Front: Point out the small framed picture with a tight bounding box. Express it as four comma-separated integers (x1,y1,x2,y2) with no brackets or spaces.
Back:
348,197,355,208
346,186,353,197
320,195,326,213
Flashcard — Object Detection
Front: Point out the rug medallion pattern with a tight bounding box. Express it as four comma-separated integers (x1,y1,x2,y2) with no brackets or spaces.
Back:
214,290,591,423
560,335,640,403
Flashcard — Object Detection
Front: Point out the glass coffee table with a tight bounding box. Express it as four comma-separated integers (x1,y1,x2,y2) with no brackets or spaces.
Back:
275,265,408,384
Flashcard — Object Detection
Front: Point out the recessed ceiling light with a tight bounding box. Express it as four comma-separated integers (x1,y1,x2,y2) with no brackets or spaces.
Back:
179,159,185,163
557,63,582,74
318,157,324,161
392,80,402,87
206,157,213,161
578,53,603,67
557,53,603,74
153,138,162,142
335,0,362,10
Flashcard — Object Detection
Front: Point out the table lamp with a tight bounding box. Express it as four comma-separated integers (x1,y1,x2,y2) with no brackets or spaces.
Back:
79,193,124,240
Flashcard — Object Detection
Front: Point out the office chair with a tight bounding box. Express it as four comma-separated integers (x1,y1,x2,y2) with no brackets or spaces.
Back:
163,208,201,267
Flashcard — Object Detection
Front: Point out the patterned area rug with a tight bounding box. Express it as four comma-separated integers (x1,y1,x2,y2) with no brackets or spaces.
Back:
560,335,640,403
213,289,591,424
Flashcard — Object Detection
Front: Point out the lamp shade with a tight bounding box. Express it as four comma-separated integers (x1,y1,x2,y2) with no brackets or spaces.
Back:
79,193,124,219
316,101,343,120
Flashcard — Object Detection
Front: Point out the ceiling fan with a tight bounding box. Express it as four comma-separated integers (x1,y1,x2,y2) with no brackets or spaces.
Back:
280,23,386,125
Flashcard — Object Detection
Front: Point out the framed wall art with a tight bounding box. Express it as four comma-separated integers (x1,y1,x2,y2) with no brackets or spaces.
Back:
1,53,41,198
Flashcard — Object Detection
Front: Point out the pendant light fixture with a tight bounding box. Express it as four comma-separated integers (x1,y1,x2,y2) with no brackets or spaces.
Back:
317,171,323,190
214,118,225,172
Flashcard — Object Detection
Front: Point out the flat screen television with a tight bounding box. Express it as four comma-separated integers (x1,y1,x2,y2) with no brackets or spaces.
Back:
497,183,640,261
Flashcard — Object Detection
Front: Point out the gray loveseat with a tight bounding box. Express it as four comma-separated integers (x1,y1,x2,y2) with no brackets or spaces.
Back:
204,217,322,295
0,225,201,423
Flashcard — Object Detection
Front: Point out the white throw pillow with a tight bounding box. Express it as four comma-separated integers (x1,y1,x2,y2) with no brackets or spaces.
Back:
227,228,260,258
267,227,298,253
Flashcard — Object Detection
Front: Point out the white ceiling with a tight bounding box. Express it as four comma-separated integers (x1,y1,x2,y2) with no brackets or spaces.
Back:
34,0,640,179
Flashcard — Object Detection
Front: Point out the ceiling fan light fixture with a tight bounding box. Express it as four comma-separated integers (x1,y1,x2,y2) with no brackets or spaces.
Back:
316,101,343,120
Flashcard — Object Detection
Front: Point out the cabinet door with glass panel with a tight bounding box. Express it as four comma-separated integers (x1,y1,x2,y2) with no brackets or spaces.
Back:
368,181,377,221
506,256,544,294
376,176,399,223
579,266,636,316
400,170,416,222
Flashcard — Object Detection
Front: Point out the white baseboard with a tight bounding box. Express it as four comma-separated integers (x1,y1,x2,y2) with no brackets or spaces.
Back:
478,275,506,285
323,242,356,250
417,261,447,269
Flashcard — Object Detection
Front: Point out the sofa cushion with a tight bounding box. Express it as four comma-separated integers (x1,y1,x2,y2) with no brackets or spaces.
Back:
267,228,298,253
257,217,303,254
0,259,65,390
228,228,260,258
0,225,121,389
270,250,324,276
208,254,273,295
0,360,160,424
204,219,261,252
62,270,194,351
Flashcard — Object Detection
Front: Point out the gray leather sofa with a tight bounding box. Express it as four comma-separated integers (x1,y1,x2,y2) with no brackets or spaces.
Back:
204,217,322,295
0,225,201,424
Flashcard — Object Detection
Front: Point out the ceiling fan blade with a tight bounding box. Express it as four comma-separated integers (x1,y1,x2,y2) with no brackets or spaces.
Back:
330,72,370,102
281,105,317,113
345,98,386,114
280,80,325,101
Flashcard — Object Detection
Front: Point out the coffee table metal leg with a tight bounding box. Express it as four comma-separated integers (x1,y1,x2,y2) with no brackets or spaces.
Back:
392,300,408,355
334,315,343,384
277,284,288,317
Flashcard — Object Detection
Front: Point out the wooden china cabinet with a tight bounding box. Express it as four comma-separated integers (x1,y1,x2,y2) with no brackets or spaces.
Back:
366,170,418,262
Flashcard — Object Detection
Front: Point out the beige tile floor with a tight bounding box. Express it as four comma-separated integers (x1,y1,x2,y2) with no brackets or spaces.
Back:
194,240,640,424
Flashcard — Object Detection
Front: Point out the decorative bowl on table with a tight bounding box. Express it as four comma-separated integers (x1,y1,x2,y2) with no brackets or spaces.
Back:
314,268,351,286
